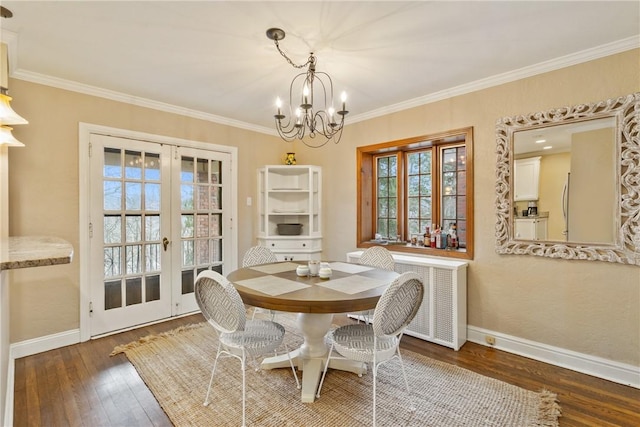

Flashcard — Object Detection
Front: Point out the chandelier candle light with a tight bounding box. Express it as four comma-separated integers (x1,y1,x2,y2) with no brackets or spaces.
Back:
267,28,348,148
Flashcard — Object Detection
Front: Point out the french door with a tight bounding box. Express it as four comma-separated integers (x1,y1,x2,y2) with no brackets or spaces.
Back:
88,134,231,336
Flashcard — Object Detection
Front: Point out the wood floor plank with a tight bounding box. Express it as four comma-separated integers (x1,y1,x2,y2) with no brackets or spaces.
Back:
12,314,640,427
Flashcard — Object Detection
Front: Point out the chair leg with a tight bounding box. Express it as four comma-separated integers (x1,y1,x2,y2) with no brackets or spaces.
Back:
284,343,300,389
372,361,378,427
316,342,334,397
204,343,223,406
241,351,247,427
396,349,416,411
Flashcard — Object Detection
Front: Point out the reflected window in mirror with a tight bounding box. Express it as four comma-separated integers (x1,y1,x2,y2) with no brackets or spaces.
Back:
495,92,640,265
357,127,474,260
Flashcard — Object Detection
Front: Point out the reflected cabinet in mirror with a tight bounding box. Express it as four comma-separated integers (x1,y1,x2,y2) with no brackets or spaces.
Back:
495,92,640,265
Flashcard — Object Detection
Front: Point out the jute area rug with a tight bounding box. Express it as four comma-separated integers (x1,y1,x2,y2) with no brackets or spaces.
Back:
112,314,561,426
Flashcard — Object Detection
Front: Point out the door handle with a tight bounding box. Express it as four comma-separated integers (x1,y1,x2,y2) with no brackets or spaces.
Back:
162,237,170,251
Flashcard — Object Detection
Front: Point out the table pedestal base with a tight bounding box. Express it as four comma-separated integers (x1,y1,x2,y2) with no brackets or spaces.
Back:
260,313,367,402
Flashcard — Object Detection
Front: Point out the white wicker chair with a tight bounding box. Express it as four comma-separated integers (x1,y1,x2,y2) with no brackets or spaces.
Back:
357,246,396,323
195,270,299,427
241,246,279,320
317,272,424,427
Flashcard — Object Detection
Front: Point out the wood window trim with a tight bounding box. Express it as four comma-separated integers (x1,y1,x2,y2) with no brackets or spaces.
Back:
356,127,474,260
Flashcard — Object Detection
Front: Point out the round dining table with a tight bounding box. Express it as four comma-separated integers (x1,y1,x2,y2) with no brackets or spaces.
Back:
226,260,399,403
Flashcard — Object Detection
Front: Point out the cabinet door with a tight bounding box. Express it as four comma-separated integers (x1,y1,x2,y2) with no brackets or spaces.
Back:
514,157,540,201
514,219,535,239
535,218,548,241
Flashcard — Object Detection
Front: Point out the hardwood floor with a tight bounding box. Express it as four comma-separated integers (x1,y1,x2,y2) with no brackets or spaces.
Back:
13,314,640,426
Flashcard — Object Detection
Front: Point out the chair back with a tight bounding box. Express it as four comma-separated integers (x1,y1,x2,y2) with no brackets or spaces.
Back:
359,246,395,271
242,245,278,267
372,272,424,338
195,270,246,334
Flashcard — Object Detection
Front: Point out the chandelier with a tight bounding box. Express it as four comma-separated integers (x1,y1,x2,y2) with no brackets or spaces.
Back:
266,28,348,148
0,6,28,147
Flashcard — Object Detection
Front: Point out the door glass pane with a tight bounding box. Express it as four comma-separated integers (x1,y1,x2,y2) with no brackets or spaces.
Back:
145,243,161,272
181,215,194,238
182,241,194,266
181,270,194,295
104,148,121,178
104,247,121,277
196,158,208,183
125,215,142,242
144,153,160,180
125,151,143,179
211,160,221,184
196,215,209,238
126,245,142,274
145,215,160,241
126,277,142,306
145,183,160,211
197,185,209,210
211,214,221,236
181,185,194,209
125,182,142,210
104,181,122,210
181,157,194,182
196,239,209,264
146,275,160,302
210,187,220,209
212,239,222,263
104,216,121,244
105,280,122,310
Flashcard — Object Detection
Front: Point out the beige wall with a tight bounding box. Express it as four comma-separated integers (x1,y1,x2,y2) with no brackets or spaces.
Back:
7,49,640,368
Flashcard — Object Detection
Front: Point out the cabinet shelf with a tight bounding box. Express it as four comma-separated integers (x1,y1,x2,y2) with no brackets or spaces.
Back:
257,165,322,261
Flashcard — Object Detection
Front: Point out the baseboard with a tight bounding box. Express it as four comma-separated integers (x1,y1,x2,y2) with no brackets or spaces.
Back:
10,329,80,360
467,325,640,389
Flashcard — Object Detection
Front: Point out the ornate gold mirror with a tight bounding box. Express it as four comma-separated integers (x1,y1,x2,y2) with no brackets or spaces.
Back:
495,92,640,265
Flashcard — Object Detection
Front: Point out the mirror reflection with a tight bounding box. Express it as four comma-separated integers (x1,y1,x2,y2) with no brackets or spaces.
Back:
495,92,640,265
513,117,616,244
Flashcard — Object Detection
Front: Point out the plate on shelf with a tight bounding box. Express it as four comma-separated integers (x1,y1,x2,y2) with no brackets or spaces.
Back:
273,209,304,213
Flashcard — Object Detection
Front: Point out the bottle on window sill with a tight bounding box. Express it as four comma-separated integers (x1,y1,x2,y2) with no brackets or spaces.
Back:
423,226,431,247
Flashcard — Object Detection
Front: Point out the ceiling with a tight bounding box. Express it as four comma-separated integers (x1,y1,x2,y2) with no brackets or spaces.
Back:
1,1,638,136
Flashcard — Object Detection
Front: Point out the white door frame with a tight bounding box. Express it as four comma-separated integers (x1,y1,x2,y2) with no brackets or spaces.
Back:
78,123,238,342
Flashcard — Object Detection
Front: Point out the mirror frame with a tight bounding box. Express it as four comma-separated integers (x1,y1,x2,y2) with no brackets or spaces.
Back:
495,92,640,265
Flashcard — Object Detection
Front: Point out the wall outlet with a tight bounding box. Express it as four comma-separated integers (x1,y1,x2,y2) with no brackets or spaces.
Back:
485,335,496,346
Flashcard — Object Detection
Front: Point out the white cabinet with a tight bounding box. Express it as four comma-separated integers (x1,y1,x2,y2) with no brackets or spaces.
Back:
257,166,322,261
515,217,548,240
514,157,541,201
346,251,468,351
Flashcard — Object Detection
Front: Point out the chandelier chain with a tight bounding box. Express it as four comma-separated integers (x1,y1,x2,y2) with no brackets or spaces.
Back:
273,39,311,69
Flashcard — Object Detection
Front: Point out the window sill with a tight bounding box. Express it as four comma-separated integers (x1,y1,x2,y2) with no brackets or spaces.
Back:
358,241,473,260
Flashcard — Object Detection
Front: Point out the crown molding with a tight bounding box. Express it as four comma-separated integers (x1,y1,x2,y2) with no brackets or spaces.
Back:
2,27,638,134
349,36,640,125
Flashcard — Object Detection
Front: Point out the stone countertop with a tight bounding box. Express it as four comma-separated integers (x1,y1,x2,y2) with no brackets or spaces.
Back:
0,236,74,270
515,211,549,219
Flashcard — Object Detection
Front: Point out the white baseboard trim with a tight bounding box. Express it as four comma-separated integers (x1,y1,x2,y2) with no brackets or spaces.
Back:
11,329,80,360
468,325,640,389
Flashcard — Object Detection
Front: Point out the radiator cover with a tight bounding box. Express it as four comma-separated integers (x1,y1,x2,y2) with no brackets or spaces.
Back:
347,251,468,350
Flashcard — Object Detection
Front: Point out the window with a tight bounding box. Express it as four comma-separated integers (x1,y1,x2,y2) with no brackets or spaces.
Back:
357,127,474,259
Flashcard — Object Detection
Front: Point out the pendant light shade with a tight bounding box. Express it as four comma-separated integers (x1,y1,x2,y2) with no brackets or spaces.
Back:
0,93,27,125
0,126,25,147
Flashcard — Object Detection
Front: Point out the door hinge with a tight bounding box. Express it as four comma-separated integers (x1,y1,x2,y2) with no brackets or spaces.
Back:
89,301,93,317
89,222,93,238
89,142,92,157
